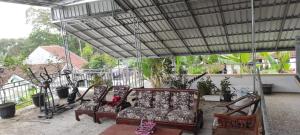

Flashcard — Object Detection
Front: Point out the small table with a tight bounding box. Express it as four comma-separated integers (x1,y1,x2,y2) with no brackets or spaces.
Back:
100,124,183,135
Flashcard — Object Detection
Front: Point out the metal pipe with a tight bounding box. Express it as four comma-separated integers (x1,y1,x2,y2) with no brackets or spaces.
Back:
251,0,256,92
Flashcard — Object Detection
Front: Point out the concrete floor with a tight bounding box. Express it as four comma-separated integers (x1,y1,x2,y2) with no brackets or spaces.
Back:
0,93,299,135
265,93,300,135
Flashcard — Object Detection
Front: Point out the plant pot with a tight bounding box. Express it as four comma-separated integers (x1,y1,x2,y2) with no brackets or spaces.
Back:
32,93,45,107
223,93,232,102
262,84,273,95
0,102,16,119
56,86,69,99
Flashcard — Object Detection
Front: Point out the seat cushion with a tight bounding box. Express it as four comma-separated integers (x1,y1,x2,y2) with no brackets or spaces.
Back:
166,109,195,124
92,85,107,102
134,91,152,108
143,108,170,121
97,105,116,113
78,101,97,111
171,92,193,110
117,107,147,119
153,91,170,110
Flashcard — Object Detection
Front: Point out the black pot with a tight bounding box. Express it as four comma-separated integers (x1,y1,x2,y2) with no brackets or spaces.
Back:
223,92,232,102
56,86,69,99
32,93,45,107
262,84,273,95
0,102,16,119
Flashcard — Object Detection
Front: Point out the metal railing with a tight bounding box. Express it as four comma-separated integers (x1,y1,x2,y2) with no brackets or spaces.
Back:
255,68,271,135
0,68,143,105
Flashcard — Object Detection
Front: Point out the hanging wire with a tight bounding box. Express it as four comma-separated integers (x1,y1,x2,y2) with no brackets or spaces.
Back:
60,20,73,71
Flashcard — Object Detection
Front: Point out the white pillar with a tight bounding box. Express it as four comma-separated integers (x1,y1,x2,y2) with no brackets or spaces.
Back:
296,36,300,77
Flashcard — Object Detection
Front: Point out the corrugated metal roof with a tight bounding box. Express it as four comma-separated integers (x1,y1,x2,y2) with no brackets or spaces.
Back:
10,0,298,58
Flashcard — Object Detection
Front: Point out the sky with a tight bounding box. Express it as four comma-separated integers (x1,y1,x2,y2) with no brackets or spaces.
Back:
0,2,33,39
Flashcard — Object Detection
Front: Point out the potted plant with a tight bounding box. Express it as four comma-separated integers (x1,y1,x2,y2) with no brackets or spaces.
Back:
30,86,45,107
262,83,273,95
197,77,219,101
53,61,69,99
0,86,16,118
220,77,235,102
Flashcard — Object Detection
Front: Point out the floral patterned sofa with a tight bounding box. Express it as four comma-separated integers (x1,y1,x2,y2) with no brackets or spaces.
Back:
116,88,203,134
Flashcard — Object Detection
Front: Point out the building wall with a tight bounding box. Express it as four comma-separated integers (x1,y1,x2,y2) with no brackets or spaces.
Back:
24,47,62,64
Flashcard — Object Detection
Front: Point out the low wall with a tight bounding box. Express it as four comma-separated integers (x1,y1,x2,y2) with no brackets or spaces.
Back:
188,74,300,93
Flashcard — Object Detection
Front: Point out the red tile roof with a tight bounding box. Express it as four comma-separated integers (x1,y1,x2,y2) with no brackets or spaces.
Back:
40,45,88,69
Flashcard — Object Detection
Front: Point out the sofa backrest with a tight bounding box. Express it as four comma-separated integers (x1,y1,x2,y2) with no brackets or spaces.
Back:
131,88,197,111
112,85,130,99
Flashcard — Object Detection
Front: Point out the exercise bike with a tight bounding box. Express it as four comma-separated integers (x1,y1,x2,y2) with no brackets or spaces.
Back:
60,69,83,104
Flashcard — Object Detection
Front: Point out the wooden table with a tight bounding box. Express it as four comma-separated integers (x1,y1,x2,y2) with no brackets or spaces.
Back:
100,124,183,135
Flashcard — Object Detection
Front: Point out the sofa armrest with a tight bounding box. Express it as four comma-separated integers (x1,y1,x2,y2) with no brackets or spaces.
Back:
213,114,257,130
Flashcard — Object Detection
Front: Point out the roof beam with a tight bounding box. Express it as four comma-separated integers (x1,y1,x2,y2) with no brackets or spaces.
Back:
152,0,192,55
114,0,175,56
275,0,291,51
216,0,232,52
71,23,126,58
54,23,116,57
184,0,212,53
112,17,160,57
80,22,133,57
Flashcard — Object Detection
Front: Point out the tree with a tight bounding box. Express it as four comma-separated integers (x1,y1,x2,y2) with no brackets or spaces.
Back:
26,7,55,32
88,53,117,69
82,44,94,61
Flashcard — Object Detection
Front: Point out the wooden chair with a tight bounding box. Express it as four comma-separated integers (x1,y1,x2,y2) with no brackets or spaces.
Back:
94,85,131,123
213,94,262,135
75,85,109,122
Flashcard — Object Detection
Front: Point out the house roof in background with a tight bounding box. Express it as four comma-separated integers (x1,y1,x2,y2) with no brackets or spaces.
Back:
0,63,63,85
40,45,88,69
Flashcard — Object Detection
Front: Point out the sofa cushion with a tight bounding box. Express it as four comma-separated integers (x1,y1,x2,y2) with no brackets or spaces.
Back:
78,101,98,111
134,91,152,108
92,85,107,102
117,107,147,119
153,91,170,110
97,104,116,113
166,109,195,124
113,86,128,98
143,108,170,121
171,92,193,110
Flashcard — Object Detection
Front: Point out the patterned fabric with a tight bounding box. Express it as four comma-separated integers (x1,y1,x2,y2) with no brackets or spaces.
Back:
143,108,169,121
92,85,107,102
153,91,170,110
166,109,195,124
134,91,153,108
97,104,116,113
117,107,147,119
78,101,98,111
113,86,129,98
171,92,193,110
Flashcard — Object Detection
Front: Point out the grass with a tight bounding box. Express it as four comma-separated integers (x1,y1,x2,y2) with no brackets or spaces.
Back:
16,101,33,110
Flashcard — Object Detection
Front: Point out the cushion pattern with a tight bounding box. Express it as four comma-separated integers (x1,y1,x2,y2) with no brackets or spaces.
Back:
171,92,193,110
153,91,170,110
78,101,98,111
143,108,169,121
97,104,116,113
134,91,152,108
117,107,147,119
113,86,128,98
166,109,195,124
92,85,107,102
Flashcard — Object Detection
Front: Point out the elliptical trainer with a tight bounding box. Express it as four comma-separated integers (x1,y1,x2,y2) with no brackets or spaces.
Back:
28,67,55,119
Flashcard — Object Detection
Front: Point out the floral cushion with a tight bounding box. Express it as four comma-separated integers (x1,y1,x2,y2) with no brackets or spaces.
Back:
113,86,129,98
78,101,98,111
134,91,152,108
171,92,193,110
166,109,195,124
117,107,147,119
143,108,170,121
153,92,170,110
92,85,107,102
97,104,116,113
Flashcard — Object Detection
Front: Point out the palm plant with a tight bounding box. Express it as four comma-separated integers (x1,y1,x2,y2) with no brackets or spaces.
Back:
220,53,252,73
259,52,291,73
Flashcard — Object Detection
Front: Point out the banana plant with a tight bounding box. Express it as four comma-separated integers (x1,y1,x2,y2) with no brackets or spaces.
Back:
259,52,291,73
